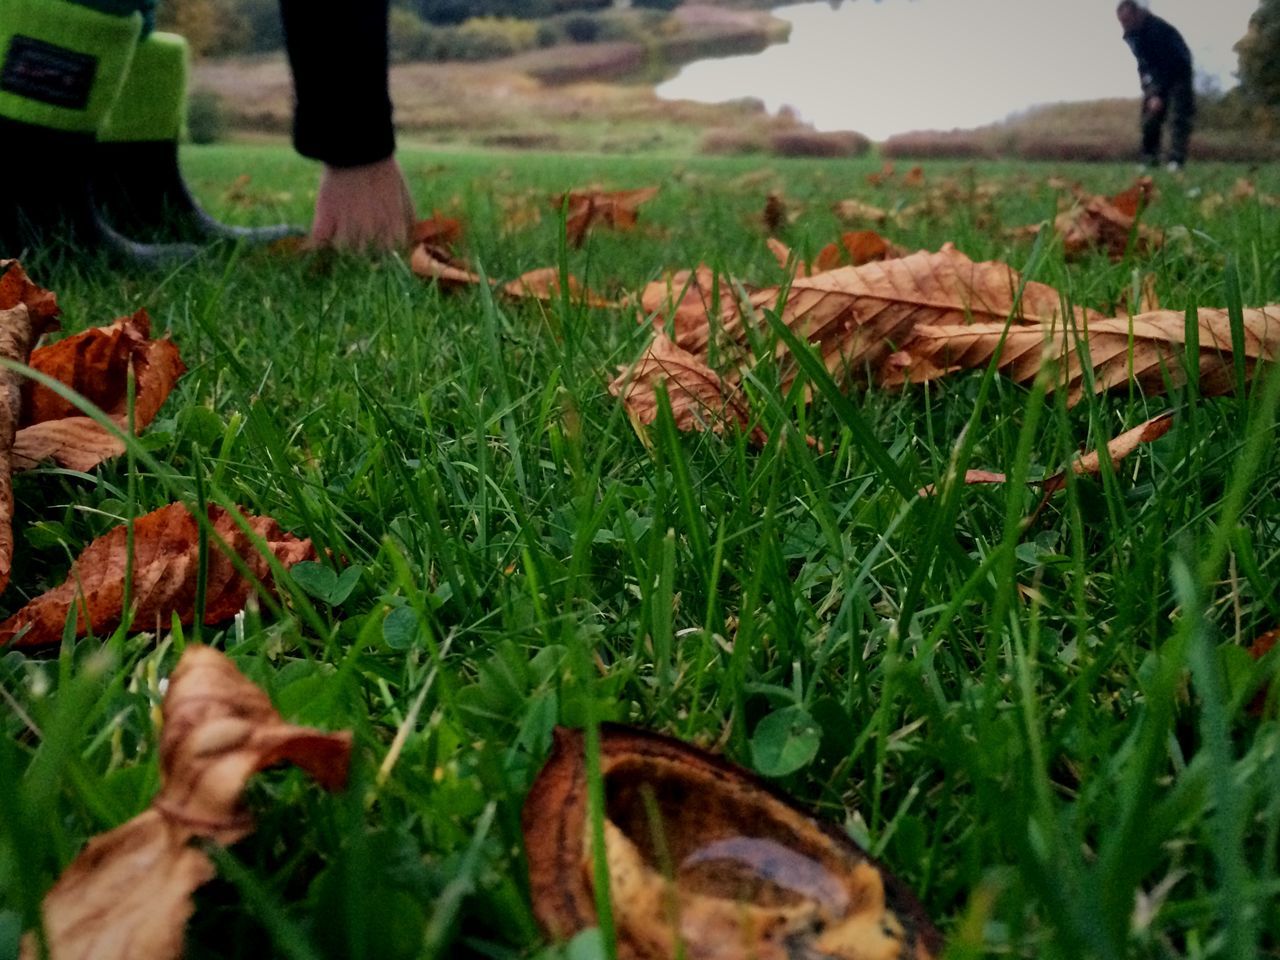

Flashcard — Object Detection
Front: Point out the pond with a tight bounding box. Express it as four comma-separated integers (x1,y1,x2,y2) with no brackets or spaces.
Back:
656,0,1255,140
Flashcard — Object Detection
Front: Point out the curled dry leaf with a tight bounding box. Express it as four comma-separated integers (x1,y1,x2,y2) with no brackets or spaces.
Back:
0,261,61,595
1014,177,1160,261
410,244,606,306
918,413,1174,498
410,243,483,289
555,186,660,248
524,725,941,960
890,306,1280,404
12,310,186,472
21,644,351,960
500,267,613,308
410,213,463,248
0,502,316,649
769,231,906,277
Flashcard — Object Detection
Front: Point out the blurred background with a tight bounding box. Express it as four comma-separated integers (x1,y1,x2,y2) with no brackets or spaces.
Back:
180,0,1280,162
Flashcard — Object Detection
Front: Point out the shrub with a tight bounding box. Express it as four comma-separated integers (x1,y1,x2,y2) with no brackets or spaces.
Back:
450,17,539,60
186,90,226,145
632,0,681,9
699,127,767,155
388,8,436,62
563,15,601,43
768,129,871,158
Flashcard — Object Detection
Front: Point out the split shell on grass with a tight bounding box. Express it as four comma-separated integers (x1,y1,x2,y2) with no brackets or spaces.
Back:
523,724,942,960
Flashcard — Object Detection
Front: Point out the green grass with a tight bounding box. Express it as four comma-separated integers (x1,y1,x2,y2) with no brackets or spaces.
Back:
2,142,1280,959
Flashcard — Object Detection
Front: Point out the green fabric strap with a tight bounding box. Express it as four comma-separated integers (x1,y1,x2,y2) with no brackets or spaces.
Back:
0,0,141,132
100,31,187,142
67,0,157,36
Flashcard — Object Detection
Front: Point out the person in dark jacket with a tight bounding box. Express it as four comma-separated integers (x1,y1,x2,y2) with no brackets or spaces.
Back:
0,0,413,260
1117,0,1195,170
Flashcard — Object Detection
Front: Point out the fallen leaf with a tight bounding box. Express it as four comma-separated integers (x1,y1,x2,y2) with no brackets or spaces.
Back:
762,192,789,234
917,470,1008,497
865,162,895,187
1041,411,1174,494
890,306,1280,404
12,310,186,472
524,725,942,960
608,334,763,443
902,165,926,188
637,266,740,359
0,261,60,595
500,267,612,308
831,198,889,226
1110,176,1157,217
411,213,463,248
21,644,350,960
555,186,659,248
918,413,1173,499
769,231,906,278
0,502,315,648
1249,627,1280,716
740,243,1093,395
410,243,483,289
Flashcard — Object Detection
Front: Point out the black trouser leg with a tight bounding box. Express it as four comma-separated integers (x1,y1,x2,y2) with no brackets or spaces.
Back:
1140,97,1167,164
1166,79,1196,165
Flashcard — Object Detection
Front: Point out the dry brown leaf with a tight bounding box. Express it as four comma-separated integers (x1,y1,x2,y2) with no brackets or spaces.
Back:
831,198,889,226
919,413,1173,499
0,502,315,648
410,243,483,289
1249,627,1280,716
865,162,895,187
891,306,1279,404
411,213,463,248
524,725,942,960
769,232,906,278
500,267,613,307
608,334,762,443
741,243,1094,395
11,310,186,472
1042,411,1174,494
0,261,61,595
636,265,747,361
762,192,789,234
21,644,350,960
555,186,660,248
1110,176,1157,218
902,165,926,188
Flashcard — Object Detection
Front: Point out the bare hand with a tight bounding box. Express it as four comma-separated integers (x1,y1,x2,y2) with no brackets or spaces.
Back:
308,156,416,252
1145,95,1164,115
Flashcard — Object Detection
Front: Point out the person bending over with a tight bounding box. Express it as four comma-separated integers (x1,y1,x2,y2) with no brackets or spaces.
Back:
1117,0,1195,171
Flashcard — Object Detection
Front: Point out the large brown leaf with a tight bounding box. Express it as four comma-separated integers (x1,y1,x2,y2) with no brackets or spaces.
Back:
0,502,316,648
0,262,60,595
12,310,186,472
21,644,351,960
889,307,1280,404
1014,177,1160,261
739,243,1094,394
524,725,942,960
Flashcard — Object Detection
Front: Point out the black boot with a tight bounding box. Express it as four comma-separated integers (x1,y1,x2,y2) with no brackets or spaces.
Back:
0,1,198,266
0,118,199,267
93,139,298,245
92,32,297,246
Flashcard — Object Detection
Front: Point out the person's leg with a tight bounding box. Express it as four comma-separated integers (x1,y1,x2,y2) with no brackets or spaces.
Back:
1167,79,1195,167
0,0,194,262
94,31,295,243
1140,96,1166,167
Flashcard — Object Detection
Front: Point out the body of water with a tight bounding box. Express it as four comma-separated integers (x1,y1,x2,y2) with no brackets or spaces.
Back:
656,0,1257,140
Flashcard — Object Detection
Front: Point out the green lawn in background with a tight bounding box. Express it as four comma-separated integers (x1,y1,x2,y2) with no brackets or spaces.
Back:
2,142,1279,959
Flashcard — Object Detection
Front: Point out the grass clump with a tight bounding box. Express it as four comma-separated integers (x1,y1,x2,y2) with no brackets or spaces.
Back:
1,144,1279,959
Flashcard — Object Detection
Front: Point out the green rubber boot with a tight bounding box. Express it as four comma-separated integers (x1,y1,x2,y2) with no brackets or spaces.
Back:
0,0,198,264
95,32,297,245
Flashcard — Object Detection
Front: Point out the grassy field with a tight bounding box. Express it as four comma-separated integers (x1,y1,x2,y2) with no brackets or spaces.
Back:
3,142,1280,959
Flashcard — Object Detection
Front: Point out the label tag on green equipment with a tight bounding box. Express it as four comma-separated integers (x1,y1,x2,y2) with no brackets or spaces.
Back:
1,35,97,110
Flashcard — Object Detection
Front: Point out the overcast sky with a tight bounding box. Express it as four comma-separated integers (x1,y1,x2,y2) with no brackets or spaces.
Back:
657,0,1261,139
